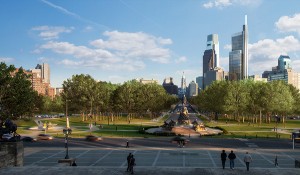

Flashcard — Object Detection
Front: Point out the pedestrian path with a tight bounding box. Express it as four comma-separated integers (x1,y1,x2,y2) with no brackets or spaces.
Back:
23,147,300,169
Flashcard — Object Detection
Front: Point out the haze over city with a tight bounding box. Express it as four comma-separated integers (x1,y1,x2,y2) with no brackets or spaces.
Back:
1,0,300,87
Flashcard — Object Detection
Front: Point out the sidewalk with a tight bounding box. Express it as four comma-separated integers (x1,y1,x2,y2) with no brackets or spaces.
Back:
1,167,299,175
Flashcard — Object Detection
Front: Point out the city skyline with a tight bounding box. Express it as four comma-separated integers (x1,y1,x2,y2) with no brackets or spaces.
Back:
1,0,300,87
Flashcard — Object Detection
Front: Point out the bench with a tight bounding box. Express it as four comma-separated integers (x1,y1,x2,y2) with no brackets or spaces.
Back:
58,158,76,166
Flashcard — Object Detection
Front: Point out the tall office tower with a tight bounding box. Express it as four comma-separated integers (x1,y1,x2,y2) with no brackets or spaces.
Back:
229,15,248,80
203,34,220,89
278,55,291,71
196,76,203,91
188,81,198,97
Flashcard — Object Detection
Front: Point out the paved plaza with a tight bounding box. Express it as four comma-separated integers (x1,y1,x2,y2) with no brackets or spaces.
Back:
1,147,300,175
23,147,300,168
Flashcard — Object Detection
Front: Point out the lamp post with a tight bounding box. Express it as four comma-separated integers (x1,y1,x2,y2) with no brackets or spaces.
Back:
63,128,72,159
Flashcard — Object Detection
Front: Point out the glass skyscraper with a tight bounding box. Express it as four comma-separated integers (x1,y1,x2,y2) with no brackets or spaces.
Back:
229,15,248,80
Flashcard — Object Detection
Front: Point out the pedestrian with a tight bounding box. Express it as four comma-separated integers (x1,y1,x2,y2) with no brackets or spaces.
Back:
274,155,278,167
129,155,136,174
71,160,77,166
228,150,236,170
244,152,252,171
126,140,129,148
221,150,227,169
126,153,132,172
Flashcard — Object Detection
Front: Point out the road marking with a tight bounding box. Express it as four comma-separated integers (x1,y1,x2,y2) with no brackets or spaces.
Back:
257,152,277,167
183,150,185,167
237,155,245,166
90,150,113,166
30,150,65,165
75,150,90,158
279,152,295,160
206,150,217,167
152,150,161,167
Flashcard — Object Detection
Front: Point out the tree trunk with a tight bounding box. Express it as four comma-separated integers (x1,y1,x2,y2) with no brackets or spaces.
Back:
259,110,262,125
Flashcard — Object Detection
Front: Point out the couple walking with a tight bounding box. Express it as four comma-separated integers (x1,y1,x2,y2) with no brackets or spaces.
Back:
221,150,252,171
126,153,136,174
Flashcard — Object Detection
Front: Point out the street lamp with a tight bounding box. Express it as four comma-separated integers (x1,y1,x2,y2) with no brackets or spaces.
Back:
63,128,72,159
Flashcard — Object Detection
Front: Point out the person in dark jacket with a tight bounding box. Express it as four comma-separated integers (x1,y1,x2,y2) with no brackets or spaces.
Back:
126,153,132,172
129,155,136,174
228,150,236,169
221,150,227,169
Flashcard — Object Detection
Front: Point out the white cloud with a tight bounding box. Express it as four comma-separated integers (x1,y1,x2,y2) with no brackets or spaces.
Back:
32,26,74,40
39,31,172,71
248,35,300,75
275,13,300,35
37,57,50,62
90,30,172,63
175,56,187,63
203,0,261,9
224,44,231,50
0,57,14,62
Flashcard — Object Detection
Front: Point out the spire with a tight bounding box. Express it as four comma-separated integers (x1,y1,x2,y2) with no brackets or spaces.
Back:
245,15,247,25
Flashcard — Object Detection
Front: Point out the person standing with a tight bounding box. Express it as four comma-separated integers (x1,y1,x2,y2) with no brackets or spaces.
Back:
228,150,236,170
244,152,252,171
126,153,132,172
221,150,227,169
129,155,136,174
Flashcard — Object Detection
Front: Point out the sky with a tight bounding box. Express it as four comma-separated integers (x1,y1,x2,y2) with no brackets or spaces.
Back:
1,0,300,87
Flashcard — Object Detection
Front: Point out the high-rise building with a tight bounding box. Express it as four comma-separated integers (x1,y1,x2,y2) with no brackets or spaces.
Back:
203,67,225,89
203,34,223,89
196,76,203,91
188,81,198,97
229,15,248,80
263,55,300,89
162,77,178,95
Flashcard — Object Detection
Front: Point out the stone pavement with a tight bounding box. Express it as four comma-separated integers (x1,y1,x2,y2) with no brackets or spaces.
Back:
0,167,299,175
1,147,300,175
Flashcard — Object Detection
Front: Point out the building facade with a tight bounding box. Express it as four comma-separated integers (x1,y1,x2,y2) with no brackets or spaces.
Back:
229,15,248,81
203,67,225,89
263,55,300,89
188,81,198,97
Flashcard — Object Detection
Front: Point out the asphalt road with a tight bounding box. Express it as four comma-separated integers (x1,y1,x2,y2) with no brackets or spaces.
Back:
23,137,300,150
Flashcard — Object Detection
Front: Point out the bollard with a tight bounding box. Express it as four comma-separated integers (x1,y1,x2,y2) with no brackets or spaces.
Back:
256,134,257,138
267,135,269,138
244,134,246,138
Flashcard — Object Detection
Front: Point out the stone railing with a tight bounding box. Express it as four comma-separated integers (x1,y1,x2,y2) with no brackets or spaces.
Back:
0,141,24,168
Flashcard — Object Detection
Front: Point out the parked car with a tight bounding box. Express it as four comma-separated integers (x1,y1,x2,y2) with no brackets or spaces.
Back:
85,135,102,141
22,136,37,142
37,134,53,140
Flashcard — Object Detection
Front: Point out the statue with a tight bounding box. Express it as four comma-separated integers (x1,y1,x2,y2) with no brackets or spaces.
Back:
0,119,20,141
192,120,206,131
178,106,190,125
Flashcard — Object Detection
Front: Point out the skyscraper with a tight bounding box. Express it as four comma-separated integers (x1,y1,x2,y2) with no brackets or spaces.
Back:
229,15,248,80
203,34,220,89
188,81,198,97
35,63,50,84
178,72,186,98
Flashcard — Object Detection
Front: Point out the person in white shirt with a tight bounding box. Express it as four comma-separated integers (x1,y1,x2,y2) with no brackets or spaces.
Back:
244,152,252,171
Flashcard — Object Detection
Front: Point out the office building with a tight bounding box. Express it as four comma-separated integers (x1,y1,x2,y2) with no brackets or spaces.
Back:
188,81,198,97
203,67,225,89
196,76,203,92
179,72,186,97
263,55,300,89
229,15,248,80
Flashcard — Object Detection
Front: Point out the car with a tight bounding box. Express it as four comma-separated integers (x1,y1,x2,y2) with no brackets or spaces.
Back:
37,134,53,140
22,136,37,142
85,135,102,141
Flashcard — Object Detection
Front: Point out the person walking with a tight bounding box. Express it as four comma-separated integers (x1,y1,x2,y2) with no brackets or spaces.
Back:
126,140,129,148
126,153,132,172
129,155,136,174
228,150,236,170
244,152,252,171
275,155,278,167
221,150,227,169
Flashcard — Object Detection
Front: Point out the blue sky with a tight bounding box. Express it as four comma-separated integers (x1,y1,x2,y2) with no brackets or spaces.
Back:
1,0,300,87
